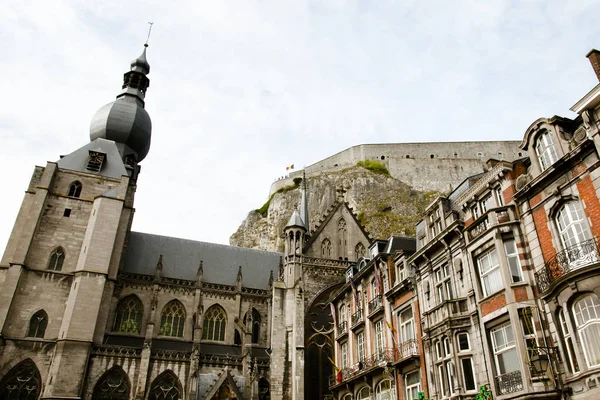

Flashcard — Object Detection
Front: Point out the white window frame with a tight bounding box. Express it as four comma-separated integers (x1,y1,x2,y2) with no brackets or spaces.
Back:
559,309,580,373
535,131,559,171
460,357,477,391
504,239,523,283
375,320,385,357
376,379,395,400
405,371,421,400
573,294,600,367
357,331,366,362
457,332,470,352
556,202,592,249
398,307,415,343
494,186,504,206
477,248,503,297
490,322,519,375
341,341,348,368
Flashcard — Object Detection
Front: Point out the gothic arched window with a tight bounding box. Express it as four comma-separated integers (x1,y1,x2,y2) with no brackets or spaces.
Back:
48,247,65,271
258,378,270,400
0,359,41,400
338,218,348,259
113,295,143,334
68,181,83,198
244,308,261,344
27,310,48,338
321,239,331,258
202,305,227,341
355,242,366,260
573,294,600,367
148,370,181,400
159,300,186,337
92,366,130,400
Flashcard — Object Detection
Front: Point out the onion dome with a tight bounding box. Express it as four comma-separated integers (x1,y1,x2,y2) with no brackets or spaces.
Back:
89,45,152,162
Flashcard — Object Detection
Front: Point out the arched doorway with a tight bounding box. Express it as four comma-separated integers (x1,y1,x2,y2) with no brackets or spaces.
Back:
305,283,342,400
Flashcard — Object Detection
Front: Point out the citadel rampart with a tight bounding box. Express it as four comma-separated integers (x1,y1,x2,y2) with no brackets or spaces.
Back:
270,141,523,195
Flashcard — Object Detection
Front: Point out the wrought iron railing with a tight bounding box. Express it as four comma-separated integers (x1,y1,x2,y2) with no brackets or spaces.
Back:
351,309,364,326
368,295,383,314
328,348,398,388
534,238,600,294
494,370,523,395
336,321,347,336
396,339,419,361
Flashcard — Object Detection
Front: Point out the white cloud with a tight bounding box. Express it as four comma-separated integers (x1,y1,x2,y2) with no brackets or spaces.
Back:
0,0,599,251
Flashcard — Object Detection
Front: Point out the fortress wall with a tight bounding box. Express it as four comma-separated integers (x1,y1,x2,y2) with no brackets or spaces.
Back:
269,141,524,196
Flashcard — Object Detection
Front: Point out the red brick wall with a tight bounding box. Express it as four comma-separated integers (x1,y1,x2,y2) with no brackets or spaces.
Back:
481,293,507,317
514,286,529,302
577,174,600,238
532,204,556,263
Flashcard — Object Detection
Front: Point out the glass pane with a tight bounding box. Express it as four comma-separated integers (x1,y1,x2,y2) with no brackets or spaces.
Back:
498,348,519,374
461,358,476,390
458,333,469,351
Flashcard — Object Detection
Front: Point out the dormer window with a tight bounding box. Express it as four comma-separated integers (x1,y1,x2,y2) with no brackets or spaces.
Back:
535,131,559,171
86,151,106,172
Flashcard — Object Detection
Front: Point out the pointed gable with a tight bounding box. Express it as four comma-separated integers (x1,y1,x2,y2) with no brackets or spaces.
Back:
304,201,370,261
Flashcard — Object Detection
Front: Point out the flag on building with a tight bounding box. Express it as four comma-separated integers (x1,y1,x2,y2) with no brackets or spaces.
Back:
286,164,294,171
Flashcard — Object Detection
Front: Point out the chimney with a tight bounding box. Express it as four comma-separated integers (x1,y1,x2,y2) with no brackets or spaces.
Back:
587,49,600,82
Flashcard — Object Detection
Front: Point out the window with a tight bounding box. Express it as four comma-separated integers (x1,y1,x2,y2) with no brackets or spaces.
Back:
556,202,592,249
92,366,130,400
68,181,82,198
341,342,348,368
494,187,504,206
405,371,421,400
436,336,455,398
86,150,106,172
490,323,519,375
160,300,186,337
339,304,347,329
48,247,65,271
398,307,415,343
148,371,181,400
477,248,502,297
321,239,331,258
356,331,366,362
471,205,480,220
504,240,523,283
28,310,48,338
519,308,538,364
461,358,476,391
258,378,270,400
535,131,559,171
357,386,371,400
355,243,366,260
202,305,226,341
345,267,354,282
242,308,261,344
573,294,600,367
436,264,453,303
0,359,41,400
376,379,395,400
338,218,347,259
375,320,385,358
457,332,470,351
480,194,493,213
113,295,143,334
559,308,580,373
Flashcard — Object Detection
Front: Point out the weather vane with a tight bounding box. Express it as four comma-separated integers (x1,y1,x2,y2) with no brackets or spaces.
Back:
145,22,154,47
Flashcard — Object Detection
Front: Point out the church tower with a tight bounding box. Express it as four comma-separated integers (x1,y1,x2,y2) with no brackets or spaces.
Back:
0,45,152,399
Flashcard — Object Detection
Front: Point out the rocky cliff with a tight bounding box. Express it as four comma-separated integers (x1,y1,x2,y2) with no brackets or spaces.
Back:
230,164,441,252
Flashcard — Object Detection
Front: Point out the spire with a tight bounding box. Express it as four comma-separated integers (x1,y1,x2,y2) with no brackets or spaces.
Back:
120,45,151,102
300,170,309,231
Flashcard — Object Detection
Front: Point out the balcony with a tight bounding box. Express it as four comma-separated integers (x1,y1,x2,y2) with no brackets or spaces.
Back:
494,370,523,395
336,321,347,338
351,309,364,328
329,348,396,389
393,340,419,365
467,206,515,241
423,299,469,331
534,237,600,294
368,295,383,316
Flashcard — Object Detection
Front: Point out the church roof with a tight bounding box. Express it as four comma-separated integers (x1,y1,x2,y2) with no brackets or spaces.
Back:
122,232,282,289
57,138,128,179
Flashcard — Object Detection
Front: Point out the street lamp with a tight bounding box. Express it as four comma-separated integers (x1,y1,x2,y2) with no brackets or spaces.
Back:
529,346,557,377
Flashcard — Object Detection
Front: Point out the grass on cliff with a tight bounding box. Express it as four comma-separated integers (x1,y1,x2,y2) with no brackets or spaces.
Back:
256,178,302,217
356,160,390,176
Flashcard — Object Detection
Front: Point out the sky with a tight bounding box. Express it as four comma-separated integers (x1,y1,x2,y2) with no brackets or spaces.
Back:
1,0,600,252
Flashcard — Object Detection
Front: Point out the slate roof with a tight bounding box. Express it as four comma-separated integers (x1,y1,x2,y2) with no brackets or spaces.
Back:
57,138,128,179
123,232,282,290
